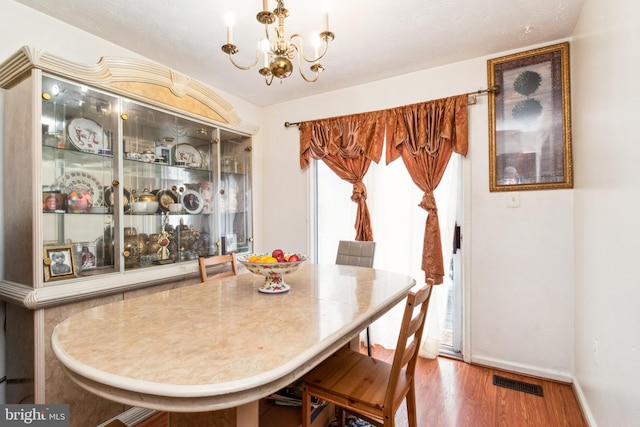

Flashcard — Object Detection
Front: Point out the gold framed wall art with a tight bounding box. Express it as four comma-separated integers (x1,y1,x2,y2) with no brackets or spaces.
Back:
488,42,572,191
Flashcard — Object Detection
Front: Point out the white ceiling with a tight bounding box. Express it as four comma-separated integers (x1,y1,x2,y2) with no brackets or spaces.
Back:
15,0,584,107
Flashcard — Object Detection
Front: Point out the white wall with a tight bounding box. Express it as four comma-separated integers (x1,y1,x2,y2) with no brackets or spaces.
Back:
261,45,575,381
571,0,640,426
6,1,639,425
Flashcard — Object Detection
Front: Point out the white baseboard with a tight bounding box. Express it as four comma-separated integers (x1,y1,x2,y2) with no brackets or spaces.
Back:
572,376,598,427
470,355,573,383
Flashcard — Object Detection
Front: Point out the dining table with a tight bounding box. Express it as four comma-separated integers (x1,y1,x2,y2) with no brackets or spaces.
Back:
51,263,417,427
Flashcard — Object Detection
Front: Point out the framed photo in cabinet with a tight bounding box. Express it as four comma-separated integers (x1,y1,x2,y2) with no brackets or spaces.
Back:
44,245,77,282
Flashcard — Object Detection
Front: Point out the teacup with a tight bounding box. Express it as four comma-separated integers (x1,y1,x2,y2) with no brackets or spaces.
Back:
141,150,156,163
168,203,183,213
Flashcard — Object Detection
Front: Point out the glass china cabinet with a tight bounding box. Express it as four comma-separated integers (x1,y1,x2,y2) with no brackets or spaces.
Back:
1,47,255,293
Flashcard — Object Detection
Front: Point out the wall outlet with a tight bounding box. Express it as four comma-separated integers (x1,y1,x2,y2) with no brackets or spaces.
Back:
506,192,520,208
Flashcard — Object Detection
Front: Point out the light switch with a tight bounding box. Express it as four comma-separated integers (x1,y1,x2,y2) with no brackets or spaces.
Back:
506,192,520,208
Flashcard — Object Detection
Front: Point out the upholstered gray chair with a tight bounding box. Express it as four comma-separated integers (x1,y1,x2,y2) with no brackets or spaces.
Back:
335,240,376,355
335,240,376,267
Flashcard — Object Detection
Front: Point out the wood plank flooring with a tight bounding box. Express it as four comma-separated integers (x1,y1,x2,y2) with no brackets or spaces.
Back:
367,345,587,427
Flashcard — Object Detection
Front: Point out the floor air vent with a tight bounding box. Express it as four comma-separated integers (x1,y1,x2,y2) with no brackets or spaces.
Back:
493,375,543,396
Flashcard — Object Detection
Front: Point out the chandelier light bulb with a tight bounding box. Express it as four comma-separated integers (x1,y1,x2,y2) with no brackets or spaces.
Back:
225,11,235,44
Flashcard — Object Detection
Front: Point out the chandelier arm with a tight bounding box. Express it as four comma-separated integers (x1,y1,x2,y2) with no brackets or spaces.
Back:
226,49,262,71
289,34,330,63
290,44,320,83
263,23,273,45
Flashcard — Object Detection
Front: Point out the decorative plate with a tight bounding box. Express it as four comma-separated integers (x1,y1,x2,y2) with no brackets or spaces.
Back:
155,189,178,212
57,171,104,207
67,117,110,154
67,189,92,213
104,186,132,213
182,189,204,214
174,144,203,168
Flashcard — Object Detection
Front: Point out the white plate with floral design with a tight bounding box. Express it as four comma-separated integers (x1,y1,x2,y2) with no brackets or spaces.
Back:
67,117,110,154
174,144,203,168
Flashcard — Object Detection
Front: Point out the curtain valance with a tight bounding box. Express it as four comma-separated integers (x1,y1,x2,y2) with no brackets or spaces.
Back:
300,111,385,241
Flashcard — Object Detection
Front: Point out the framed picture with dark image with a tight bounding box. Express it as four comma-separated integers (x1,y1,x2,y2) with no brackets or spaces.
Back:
44,245,77,282
488,42,573,191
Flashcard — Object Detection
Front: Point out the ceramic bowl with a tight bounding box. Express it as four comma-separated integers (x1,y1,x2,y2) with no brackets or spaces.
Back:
145,201,159,213
132,201,147,213
237,254,308,294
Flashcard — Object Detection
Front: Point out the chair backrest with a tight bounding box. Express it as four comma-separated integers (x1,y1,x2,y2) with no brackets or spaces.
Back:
385,279,434,409
335,240,376,267
198,254,238,282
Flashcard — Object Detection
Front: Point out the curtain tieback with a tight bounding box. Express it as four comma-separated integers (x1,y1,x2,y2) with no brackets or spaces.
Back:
351,181,367,203
419,191,437,211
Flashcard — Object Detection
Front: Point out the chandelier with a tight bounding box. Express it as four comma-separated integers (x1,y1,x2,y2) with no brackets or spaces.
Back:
221,0,334,86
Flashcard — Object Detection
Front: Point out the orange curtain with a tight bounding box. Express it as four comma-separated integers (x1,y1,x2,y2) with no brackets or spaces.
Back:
386,95,468,284
300,111,385,241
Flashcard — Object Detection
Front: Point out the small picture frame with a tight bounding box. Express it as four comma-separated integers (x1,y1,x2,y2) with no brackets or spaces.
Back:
44,245,77,282
488,42,573,191
73,242,98,271
221,233,237,255
42,192,67,213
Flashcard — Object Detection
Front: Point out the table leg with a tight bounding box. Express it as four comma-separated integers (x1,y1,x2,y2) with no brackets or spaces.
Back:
236,400,259,427
350,335,360,351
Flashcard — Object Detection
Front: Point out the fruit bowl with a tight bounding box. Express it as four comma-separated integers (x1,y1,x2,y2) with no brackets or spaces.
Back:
237,254,308,294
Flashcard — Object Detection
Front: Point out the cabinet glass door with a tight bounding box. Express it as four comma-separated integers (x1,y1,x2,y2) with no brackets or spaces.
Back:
219,129,252,255
121,100,217,270
41,75,117,282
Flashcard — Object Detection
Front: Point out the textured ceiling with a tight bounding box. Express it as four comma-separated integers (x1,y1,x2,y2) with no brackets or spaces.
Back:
15,0,584,107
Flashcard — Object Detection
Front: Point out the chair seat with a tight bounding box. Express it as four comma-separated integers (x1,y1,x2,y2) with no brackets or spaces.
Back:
303,347,411,421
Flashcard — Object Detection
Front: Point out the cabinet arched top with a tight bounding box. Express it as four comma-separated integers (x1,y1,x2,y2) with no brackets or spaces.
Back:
0,46,252,133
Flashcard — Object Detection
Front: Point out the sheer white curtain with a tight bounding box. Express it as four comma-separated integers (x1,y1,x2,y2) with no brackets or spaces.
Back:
316,155,460,355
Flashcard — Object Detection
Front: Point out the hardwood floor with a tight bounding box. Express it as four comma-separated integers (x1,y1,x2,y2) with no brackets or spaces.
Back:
367,345,587,427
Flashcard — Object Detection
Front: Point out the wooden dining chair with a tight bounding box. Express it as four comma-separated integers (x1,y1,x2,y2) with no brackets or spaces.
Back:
301,279,434,427
198,254,238,282
335,240,376,355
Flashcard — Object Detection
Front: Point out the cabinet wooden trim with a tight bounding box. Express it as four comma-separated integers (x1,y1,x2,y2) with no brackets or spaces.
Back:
0,46,258,135
1,265,199,310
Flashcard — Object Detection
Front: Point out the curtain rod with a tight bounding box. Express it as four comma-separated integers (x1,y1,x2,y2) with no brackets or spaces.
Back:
284,84,500,128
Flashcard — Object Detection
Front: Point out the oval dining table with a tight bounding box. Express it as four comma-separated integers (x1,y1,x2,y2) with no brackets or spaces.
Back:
51,263,417,427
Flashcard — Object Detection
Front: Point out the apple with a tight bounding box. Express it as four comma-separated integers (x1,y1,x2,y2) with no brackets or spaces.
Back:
288,254,300,262
272,249,285,262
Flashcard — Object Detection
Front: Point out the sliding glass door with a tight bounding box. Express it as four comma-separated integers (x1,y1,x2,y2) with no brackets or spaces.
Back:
315,155,463,357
